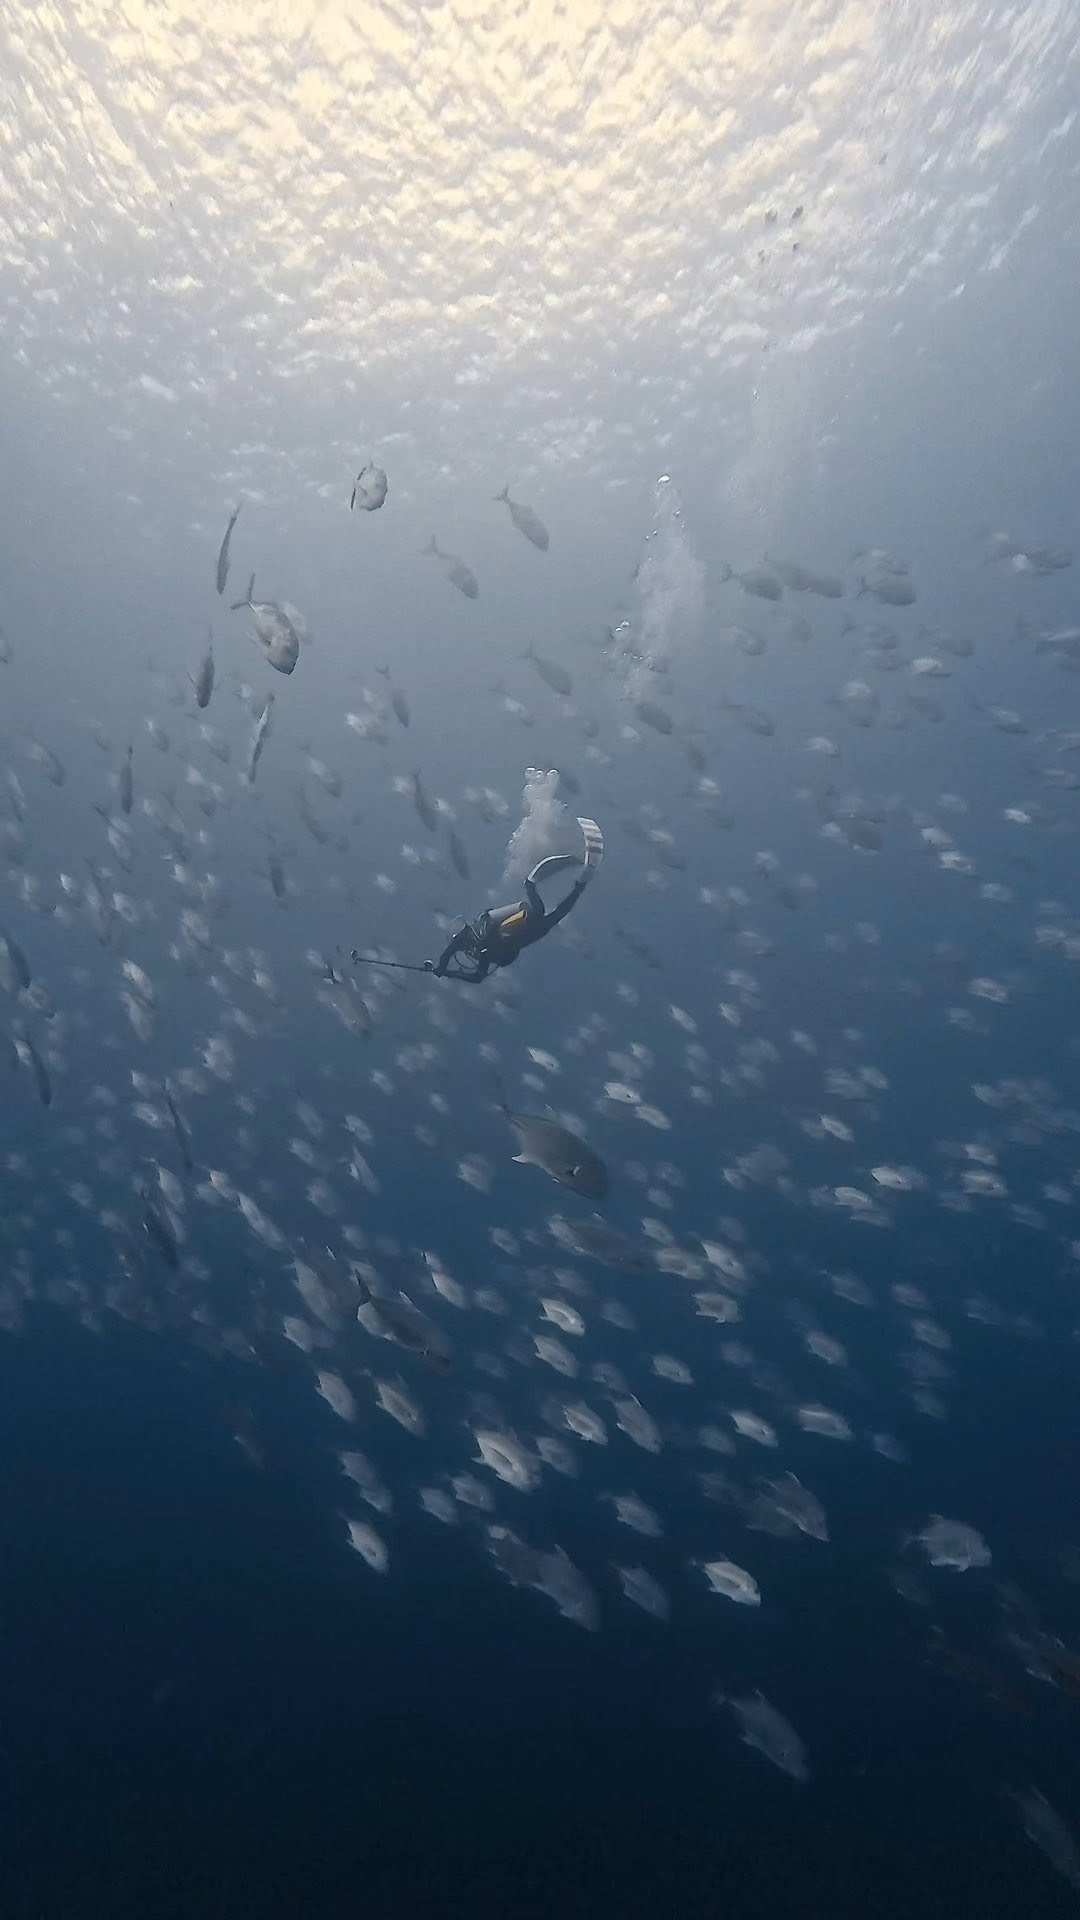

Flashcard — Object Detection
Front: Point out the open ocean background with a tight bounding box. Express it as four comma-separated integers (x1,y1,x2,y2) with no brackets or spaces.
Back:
3,4,1080,1914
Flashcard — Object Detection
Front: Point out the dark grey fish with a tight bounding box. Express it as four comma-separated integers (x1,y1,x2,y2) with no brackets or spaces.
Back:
296,786,331,845
765,554,845,598
720,564,783,601
523,644,572,695
615,927,662,969
0,625,12,665
216,502,242,595
554,1216,648,1270
496,1080,608,1199
16,1032,51,1107
0,930,31,994
634,699,673,736
411,772,438,833
448,829,471,881
858,572,917,607
163,1084,194,1174
267,847,287,899
141,1185,179,1268
351,464,388,512
119,744,134,816
425,537,479,600
355,1273,451,1370
191,632,215,709
496,485,549,551
27,739,65,785
722,699,776,736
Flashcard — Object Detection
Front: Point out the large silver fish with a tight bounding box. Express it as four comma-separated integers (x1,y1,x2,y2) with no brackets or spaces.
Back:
230,574,301,674
350,464,388,512
495,1080,609,1199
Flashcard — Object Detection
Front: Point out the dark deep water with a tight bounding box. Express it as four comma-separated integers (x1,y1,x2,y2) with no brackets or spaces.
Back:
3,1306,1079,1919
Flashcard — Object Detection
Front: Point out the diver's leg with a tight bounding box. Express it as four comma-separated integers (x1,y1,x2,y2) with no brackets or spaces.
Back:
527,852,580,887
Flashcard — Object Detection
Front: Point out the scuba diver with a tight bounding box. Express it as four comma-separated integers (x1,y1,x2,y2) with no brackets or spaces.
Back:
429,816,603,984
352,816,604,986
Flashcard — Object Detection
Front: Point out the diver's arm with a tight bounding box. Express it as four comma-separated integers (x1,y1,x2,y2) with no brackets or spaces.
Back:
431,927,469,977
445,952,491,983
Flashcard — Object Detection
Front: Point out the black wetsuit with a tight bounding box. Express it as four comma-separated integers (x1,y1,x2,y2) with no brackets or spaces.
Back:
430,856,586,983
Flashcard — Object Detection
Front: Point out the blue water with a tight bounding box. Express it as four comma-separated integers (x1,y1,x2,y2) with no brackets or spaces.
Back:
5,5,1080,1913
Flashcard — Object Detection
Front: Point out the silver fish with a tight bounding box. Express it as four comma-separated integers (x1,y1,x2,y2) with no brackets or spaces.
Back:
246,694,274,785
119,744,134,816
718,1690,810,1782
230,574,301,674
425,537,479,599
496,1081,608,1199
216,502,242,595
496,485,549,551
355,1272,451,1371
350,464,388,512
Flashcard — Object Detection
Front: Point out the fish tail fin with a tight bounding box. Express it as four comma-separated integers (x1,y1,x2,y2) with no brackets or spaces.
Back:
375,664,390,677
491,1072,510,1114
424,537,438,556
229,573,255,610
495,485,510,503
522,643,535,660
720,564,733,583
855,577,868,598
